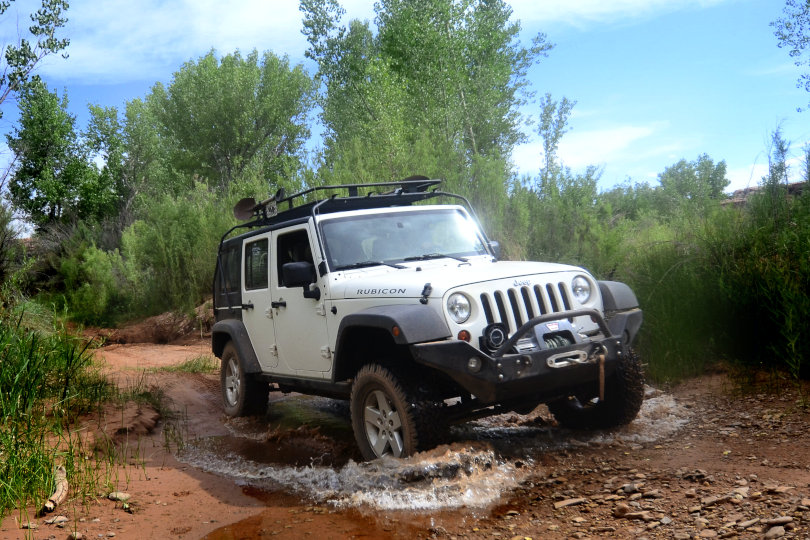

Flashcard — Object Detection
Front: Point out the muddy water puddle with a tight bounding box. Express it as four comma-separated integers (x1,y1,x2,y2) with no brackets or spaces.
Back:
179,386,690,520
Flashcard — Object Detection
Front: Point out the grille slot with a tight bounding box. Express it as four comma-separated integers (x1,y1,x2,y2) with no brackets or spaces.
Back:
480,281,573,333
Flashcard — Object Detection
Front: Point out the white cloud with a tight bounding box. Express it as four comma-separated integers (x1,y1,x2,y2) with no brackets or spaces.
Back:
511,121,673,180
510,0,729,27
11,0,374,84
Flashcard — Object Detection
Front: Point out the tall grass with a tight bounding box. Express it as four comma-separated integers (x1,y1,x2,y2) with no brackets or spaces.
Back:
0,321,117,522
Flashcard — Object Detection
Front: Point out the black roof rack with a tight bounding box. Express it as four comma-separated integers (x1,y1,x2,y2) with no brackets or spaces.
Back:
232,177,467,229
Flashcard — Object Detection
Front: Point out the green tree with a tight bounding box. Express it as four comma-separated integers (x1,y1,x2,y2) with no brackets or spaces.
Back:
0,0,69,118
148,50,315,190
658,154,728,207
537,93,576,196
5,80,103,226
772,0,810,110
301,0,551,230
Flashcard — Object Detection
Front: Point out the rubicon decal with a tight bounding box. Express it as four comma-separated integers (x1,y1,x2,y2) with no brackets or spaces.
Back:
356,288,407,295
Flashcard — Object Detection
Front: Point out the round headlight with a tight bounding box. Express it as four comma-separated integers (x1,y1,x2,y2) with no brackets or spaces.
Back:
571,275,592,304
447,293,471,324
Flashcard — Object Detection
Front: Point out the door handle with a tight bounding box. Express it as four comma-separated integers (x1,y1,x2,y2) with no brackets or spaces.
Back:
271,300,287,309
241,302,254,310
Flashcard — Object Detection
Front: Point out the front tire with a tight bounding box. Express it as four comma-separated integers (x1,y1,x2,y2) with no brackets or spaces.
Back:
350,364,422,460
548,348,644,430
220,342,268,417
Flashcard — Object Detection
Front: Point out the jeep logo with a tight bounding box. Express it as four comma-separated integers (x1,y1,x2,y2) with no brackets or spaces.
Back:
513,279,531,287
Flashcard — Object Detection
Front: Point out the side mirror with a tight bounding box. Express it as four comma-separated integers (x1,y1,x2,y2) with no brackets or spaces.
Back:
282,262,321,300
488,240,501,259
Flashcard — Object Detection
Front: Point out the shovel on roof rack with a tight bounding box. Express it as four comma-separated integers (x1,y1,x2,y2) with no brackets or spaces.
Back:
233,187,287,221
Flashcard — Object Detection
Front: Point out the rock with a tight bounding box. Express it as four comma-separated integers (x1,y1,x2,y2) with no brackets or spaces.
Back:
699,529,717,538
613,503,631,517
673,532,691,540
107,492,131,502
684,488,697,498
621,483,641,494
737,518,759,529
624,511,655,522
732,487,749,497
20,522,37,530
764,525,785,539
68,533,83,540
762,516,792,526
660,517,673,525
45,515,69,525
553,498,586,509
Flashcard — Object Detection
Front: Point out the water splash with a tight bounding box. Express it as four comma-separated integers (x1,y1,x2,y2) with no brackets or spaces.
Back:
177,386,690,510
178,443,523,510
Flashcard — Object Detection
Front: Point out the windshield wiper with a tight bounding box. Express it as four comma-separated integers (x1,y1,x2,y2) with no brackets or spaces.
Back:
334,260,406,271
403,252,469,263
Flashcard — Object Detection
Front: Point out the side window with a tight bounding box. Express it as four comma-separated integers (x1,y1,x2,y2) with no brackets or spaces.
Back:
215,241,241,301
277,230,313,287
244,238,269,290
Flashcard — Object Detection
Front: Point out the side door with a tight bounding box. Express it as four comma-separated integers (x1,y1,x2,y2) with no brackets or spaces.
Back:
240,233,279,372
271,224,332,376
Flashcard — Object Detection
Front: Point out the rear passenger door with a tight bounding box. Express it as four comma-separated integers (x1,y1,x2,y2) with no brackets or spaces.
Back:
240,233,280,372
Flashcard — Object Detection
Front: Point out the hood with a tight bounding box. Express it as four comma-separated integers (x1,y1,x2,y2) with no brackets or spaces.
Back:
328,258,587,300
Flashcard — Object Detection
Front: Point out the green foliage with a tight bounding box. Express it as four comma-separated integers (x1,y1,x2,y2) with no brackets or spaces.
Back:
0,0,70,118
301,0,551,223
772,0,810,110
0,203,21,285
5,79,116,226
148,49,315,190
0,320,115,521
120,182,236,316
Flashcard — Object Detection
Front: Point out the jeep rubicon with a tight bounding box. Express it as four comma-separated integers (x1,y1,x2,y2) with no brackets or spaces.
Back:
212,177,644,461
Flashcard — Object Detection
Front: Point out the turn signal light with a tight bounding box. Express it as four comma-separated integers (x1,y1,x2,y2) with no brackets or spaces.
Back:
458,330,471,342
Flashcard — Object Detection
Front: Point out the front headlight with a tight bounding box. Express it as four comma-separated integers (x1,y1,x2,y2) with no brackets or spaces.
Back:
571,275,592,304
447,293,471,324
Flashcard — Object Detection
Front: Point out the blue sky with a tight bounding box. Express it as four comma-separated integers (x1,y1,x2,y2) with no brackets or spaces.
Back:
1,0,807,193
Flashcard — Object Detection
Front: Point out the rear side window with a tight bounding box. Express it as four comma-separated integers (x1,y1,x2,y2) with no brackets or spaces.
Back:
214,241,241,307
245,238,269,290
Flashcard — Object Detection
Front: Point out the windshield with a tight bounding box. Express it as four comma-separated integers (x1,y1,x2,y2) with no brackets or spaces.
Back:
320,209,488,270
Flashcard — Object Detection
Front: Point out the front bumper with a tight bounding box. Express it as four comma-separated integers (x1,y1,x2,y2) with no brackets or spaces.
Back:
410,308,642,404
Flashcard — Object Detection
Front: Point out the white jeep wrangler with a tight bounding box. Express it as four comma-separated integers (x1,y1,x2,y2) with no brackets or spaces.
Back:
212,178,644,460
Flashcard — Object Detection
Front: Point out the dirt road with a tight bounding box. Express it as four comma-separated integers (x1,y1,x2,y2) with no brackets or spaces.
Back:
3,340,809,539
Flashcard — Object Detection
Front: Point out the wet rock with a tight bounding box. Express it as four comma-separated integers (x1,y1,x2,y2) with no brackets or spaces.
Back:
764,525,785,539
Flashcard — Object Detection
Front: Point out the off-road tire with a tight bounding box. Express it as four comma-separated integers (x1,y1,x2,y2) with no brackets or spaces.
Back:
548,347,644,430
220,342,269,417
351,364,444,460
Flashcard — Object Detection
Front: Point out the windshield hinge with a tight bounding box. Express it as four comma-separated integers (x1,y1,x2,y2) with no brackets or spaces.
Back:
269,344,278,357
320,346,332,360
264,306,273,319
420,283,432,304
315,303,326,316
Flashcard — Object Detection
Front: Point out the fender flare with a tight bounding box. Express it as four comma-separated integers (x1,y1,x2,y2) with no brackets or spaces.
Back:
332,305,451,381
598,280,639,311
336,304,451,347
211,319,262,374
598,280,643,345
